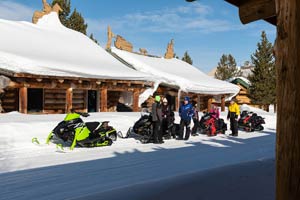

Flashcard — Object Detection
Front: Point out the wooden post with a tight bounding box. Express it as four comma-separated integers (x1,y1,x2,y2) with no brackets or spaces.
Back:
221,96,225,112
19,87,27,114
65,87,73,113
207,97,212,112
100,88,107,112
84,90,88,113
132,89,139,112
176,90,181,111
197,95,201,111
275,0,300,199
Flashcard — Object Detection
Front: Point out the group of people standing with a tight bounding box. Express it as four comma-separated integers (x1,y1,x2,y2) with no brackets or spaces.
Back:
151,95,240,144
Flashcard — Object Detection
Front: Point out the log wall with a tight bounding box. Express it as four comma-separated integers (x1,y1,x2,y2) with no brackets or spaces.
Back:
44,89,66,113
1,88,19,112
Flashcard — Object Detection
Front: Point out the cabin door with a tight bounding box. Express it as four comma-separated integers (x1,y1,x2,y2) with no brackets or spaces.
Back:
88,90,98,112
27,88,43,112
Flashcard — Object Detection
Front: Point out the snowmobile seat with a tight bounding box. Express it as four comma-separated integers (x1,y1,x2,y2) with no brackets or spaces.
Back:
86,122,101,132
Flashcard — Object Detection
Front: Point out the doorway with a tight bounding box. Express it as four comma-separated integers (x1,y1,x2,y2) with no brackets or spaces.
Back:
28,88,43,112
88,90,98,112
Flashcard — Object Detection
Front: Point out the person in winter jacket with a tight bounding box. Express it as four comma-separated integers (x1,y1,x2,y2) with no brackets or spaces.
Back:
178,96,194,140
191,103,199,136
209,104,220,119
152,95,164,143
161,97,172,138
227,99,240,136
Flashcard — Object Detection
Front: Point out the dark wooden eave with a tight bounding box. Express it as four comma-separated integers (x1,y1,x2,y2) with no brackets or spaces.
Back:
225,0,276,25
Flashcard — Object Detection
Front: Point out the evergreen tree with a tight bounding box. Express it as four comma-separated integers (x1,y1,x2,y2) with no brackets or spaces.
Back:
51,0,87,35
214,54,242,80
68,8,87,34
182,51,193,65
89,33,99,45
248,31,276,111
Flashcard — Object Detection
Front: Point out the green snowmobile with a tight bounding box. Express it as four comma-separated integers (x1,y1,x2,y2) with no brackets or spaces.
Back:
46,110,117,150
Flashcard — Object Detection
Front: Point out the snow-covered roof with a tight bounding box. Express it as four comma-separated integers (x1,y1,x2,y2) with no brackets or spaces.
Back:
111,47,240,96
0,13,150,81
227,76,251,88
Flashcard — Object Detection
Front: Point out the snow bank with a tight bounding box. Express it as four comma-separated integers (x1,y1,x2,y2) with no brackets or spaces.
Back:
0,110,276,200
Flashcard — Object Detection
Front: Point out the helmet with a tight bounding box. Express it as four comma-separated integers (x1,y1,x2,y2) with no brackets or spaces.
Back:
184,96,190,102
155,95,161,102
162,98,168,103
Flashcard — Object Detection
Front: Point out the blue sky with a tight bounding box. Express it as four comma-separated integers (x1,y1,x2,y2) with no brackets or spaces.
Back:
0,0,276,73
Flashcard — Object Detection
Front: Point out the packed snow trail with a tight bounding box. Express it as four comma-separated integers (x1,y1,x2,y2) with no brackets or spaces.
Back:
0,110,276,200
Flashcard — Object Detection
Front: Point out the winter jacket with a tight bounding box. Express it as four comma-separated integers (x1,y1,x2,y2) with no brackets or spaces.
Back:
162,104,171,119
152,102,163,122
227,102,240,119
209,108,220,119
179,103,194,121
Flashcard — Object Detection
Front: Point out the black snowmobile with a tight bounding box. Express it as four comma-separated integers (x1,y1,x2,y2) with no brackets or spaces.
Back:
238,110,265,131
46,110,117,149
197,112,227,136
124,109,179,143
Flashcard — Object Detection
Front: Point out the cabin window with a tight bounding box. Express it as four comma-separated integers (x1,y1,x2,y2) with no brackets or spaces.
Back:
28,88,43,112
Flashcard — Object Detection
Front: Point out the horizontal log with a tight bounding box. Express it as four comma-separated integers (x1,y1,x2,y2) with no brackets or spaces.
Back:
2,99,16,103
2,105,17,110
239,0,276,24
44,94,66,99
72,100,85,104
44,100,66,104
44,105,66,110
44,89,66,94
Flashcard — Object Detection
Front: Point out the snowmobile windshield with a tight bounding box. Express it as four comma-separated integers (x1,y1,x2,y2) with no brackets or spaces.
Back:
64,113,81,121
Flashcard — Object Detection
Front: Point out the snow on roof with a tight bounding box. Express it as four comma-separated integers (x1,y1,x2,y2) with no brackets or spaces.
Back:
0,13,149,81
227,76,251,86
111,47,240,96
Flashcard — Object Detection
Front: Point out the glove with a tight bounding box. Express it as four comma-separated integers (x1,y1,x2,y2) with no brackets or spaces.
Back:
235,114,238,119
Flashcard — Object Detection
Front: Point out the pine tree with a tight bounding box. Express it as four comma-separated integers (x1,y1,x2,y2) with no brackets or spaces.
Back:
182,51,193,65
89,33,99,45
51,0,87,35
248,31,276,111
214,54,242,80
68,8,87,34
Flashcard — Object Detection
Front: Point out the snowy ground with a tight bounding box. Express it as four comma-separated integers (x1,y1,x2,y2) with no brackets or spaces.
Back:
0,105,276,200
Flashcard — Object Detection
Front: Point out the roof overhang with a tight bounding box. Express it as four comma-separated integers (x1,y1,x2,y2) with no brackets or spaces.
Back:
224,0,276,25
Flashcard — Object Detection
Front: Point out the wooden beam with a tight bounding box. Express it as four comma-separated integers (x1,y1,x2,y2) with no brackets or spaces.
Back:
239,0,276,24
132,89,140,112
19,87,27,114
275,0,300,199
100,88,107,112
221,96,225,112
65,88,73,113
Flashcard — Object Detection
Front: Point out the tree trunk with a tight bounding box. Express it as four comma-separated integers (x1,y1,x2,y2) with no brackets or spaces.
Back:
275,0,300,199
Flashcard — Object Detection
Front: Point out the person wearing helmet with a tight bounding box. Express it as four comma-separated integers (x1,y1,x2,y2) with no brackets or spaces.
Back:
152,95,164,144
178,96,194,140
